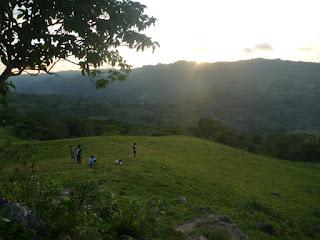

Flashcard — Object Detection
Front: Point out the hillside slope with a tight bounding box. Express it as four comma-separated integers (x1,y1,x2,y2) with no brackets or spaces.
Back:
1,135,319,239
0,128,23,144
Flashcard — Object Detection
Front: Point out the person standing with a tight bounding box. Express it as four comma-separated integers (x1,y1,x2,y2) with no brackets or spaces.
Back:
69,145,75,162
132,142,137,159
76,145,82,163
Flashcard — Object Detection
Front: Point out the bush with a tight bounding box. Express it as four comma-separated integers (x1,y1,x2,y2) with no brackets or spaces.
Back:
0,152,165,239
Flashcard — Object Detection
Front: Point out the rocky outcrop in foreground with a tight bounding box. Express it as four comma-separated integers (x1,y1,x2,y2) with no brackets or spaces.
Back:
176,214,248,240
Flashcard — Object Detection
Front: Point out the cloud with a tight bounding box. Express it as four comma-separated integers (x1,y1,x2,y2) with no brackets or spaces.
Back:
254,43,273,51
244,48,253,53
196,47,209,53
297,47,312,51
244,43,273,53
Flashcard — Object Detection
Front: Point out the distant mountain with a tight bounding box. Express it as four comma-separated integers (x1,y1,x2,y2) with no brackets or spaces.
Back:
11,59,320,131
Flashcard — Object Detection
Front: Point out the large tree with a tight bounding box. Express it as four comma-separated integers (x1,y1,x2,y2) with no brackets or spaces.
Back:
0,0,158,102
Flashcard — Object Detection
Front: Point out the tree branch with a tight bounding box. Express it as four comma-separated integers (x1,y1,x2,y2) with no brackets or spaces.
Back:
47,19,63,27
11,68,25,76
24,70,41,76
62,58,80,66
47,59,60,72
24,66,62,80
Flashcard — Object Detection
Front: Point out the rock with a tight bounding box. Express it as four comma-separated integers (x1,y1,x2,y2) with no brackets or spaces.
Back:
176,214,248,240
61,187,73,200
0,198,46,232
256,222,276,235
120,235,138,240
179,196,187,204
218,215,231,223
61,235,72,240
1,218,10,223
313,225,320,233
271,192,280,197
62,187,71,196
176,215,218,233
187,234,208,240
193,207,214,214
52,187,74,205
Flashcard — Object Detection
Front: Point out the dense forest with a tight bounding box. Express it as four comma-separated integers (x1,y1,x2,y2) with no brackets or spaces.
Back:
11,58,320,132
1,94,320,162
0,94,182,139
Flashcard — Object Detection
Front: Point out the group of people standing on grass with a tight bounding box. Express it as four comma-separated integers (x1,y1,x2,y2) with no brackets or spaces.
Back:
69,145,82,163
69,143,137,167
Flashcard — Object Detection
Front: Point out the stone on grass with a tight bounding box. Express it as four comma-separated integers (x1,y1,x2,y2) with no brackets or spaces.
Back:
187,234,208,240
313,225,320,233
0,198,46,232
180,196,187,204
120,235,139,240
256,222,276,235
176,214,248,240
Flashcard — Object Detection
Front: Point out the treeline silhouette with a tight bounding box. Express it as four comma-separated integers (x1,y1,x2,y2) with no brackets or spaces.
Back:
192,117,320,162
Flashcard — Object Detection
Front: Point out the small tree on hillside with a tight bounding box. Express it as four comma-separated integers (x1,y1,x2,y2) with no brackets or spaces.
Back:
0,0,158,103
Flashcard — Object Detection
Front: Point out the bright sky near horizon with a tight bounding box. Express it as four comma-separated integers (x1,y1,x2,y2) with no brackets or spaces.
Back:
2,0,320,72
123,0,320,67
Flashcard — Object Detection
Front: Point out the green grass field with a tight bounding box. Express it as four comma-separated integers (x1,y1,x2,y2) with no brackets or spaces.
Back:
0,128,23,144
1,135,319,239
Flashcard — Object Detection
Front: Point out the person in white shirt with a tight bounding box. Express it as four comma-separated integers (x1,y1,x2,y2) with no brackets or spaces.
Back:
88,155,97,167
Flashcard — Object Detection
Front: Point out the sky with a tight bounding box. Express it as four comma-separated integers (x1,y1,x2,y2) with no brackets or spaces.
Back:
120,0,320,67
2,0,320,72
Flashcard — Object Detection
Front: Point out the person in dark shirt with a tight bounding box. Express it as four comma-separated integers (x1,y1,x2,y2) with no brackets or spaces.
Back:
76,145,82,163
132,143,137,159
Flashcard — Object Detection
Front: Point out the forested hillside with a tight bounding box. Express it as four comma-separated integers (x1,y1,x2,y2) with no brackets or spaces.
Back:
11,59,320,132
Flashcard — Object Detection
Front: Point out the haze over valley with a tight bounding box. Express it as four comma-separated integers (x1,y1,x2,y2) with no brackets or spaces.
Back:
12,58,320,132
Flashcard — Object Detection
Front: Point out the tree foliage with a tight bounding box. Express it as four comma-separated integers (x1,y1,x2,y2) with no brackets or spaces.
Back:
0,0,158,102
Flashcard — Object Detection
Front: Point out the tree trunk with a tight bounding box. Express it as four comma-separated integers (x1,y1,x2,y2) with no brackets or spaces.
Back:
0,67,11,98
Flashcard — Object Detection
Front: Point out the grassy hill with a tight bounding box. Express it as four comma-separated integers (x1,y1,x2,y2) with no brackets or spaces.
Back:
0,128,24,144
1,135,319,239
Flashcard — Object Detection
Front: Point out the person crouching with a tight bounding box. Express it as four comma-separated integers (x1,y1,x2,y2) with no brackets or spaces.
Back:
88,155,97,168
